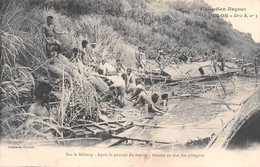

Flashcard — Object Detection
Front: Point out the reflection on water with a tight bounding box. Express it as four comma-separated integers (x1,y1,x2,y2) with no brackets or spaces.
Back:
117,77,260,149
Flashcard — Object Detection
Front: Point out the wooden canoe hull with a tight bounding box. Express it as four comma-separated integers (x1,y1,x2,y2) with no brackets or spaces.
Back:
141,71,238,85
206,88,260,149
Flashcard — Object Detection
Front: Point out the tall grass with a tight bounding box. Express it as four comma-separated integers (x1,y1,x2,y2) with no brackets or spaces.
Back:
25,0,260,60
1,0,259,142
0,1,82,140
27,0,124,16
72,15,136,66
0,0,137,141
0,0,47,68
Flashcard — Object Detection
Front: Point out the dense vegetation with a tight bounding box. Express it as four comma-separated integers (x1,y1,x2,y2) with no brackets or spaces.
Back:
28,0,260,60
0,0,259,141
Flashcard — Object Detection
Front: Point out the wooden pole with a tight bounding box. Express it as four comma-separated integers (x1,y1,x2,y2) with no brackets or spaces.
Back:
254,56,259,87
61,64,65,126
254,57,258,78
216,87,235,112
206,66,227,94
111,135,172,145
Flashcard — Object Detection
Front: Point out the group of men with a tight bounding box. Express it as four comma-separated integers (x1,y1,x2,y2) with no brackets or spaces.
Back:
38,15,167,119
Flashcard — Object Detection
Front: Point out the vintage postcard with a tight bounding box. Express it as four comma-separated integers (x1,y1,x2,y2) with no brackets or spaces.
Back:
0,0,259,166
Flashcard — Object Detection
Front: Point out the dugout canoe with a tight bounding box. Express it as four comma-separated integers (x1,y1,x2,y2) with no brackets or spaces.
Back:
139,61,239,85
206,88,260,149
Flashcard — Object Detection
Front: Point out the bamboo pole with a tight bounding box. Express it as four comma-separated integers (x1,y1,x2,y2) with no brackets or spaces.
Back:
61,64,65,127
254,57,258,79
216,87,235,112
111,134,171,145
206,66,227,94
230,77,236,91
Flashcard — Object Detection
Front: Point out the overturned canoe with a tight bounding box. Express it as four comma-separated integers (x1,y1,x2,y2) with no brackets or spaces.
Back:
206,88,260,149
141,61,239,85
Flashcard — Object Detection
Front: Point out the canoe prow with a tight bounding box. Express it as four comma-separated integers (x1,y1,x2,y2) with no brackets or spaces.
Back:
206,88,260,149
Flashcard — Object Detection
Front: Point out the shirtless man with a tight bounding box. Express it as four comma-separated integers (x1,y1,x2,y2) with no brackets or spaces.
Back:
133,89,164,115
133,87,149,111
211,50,218,73
217,53,225,72
28,82,52,117
81,40,96,65
109,73,127,107
42,16,65,56
135,46,146,71
155,50,166,70
148,93,164,115
101,59,116,76
116,59,125,74
125,68,136,95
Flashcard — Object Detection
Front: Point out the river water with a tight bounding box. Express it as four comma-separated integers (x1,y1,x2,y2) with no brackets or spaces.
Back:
115,76,260,149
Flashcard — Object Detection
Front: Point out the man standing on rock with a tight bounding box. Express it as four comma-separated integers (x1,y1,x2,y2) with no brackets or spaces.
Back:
42,15,65,56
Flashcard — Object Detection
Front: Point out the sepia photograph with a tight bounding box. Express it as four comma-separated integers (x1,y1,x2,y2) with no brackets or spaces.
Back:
0,0,260,166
